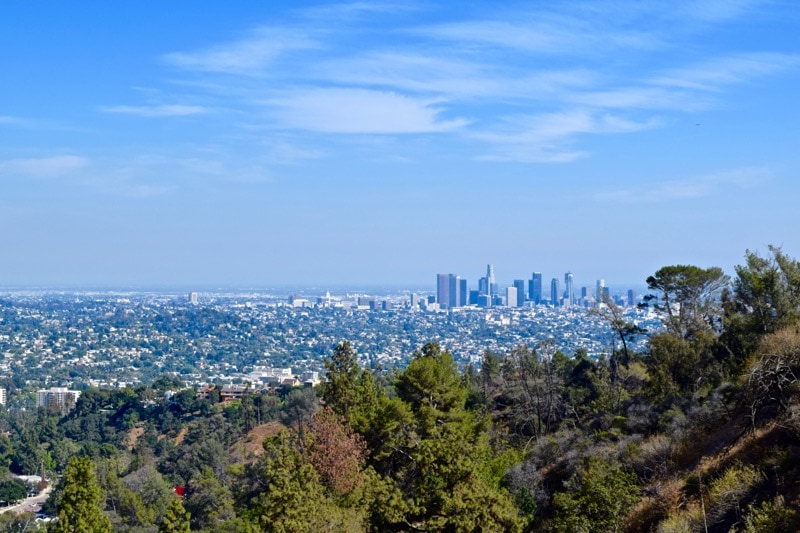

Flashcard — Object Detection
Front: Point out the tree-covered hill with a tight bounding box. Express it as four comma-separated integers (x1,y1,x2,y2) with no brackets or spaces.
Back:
1,246,799,531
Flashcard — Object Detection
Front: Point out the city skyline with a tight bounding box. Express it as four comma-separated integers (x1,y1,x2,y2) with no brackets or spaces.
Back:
2,1,798,287
437,263,635,309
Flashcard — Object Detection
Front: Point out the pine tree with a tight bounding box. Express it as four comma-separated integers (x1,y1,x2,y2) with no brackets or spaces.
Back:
159,497,191,533
50,456,112,533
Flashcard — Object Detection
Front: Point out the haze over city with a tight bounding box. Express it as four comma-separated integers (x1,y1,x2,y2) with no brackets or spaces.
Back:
1,1,798,288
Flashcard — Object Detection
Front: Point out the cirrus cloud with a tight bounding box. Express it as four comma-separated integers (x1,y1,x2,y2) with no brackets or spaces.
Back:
263,88,469,134
99,104,209,117
0,155,88,178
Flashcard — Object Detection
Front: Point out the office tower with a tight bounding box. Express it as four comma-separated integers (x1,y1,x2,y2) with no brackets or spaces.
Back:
449,275,461,309
410,293,419,308
189,292,199,305
468,289,479,305
487,264,498,296
564,272,574,305
506,286,518,307
459,278,468,307
596,279,605,303
530,272,543,304
477,294,490,307
627,289,636,307
513,279,526,306
437,274,450,307
582,286,591,300
478,276,488,295
551,278,560,306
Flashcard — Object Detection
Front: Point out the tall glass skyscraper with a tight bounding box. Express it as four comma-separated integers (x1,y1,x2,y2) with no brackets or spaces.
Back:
530,272,543,304
437,274,450,307
513,279,526,306
551,278,560,307
448,275,460,309
485,264,500,296
564,271,574,305
437,274,462,308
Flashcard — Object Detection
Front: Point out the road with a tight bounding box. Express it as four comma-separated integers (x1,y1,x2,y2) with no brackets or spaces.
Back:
0,485,53,516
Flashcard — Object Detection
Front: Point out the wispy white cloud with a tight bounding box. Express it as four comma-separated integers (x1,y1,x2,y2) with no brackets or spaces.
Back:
264,88,468,134
595,166,770,203
260,141,325,164
678,0,771,23
568,86,711,111
649,52,800,91
415,11,663,56
163,27,318,76
319,52,595,99
295,1,419,22
129,0,799,165
0,155,88,178
475,110,659,163
99,104,209,117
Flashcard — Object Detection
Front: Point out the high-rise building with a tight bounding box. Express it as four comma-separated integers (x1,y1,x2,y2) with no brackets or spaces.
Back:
468,289,479,306
410,294,419,308
513,279,526,306
564,272,574,305
530,272,543,304
478,277,488,295
551,278,560,306
596,279,606,303
487,264,498,296
627,289,636,307
189,292,199,305
437,274,450,307
506,286,517,307
459,278,468,307
449,275,461,309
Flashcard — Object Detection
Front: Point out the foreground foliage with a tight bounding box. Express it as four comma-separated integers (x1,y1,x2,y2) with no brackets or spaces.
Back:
2,245,799,531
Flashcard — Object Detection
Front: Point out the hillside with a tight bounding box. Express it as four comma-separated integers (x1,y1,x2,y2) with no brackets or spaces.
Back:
1,246,799,531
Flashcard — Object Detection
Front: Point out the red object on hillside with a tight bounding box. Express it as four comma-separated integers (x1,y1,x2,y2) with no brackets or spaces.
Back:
174,486,187,498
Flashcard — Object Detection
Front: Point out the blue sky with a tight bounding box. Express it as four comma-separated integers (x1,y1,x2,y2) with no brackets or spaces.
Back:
1,1,799,290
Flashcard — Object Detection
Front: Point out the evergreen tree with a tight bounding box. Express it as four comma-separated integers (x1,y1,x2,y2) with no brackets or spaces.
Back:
183,467,235,530
321,341,360,417
645,265,729,339
50,456,112,533
159,497,191,533
552,456,640,533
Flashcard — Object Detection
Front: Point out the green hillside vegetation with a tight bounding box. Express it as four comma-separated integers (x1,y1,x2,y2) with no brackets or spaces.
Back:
0,246,798,531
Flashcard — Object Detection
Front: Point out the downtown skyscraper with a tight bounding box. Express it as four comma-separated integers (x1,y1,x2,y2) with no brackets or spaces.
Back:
437,273,464,309
564,271,574,306
529,272,543,304
513,279,526,307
